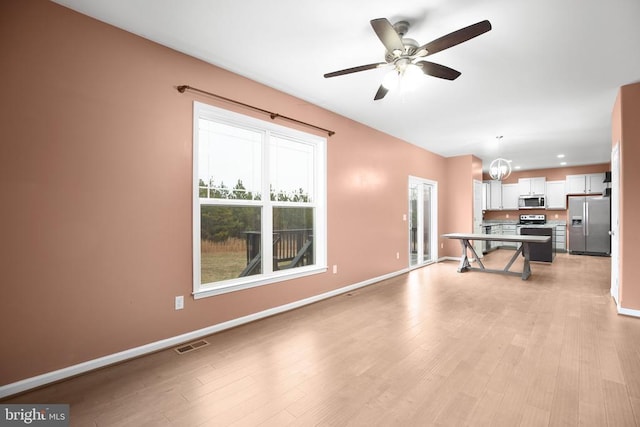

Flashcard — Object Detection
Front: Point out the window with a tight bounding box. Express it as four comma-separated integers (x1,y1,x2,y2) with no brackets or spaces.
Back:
193,102,327,298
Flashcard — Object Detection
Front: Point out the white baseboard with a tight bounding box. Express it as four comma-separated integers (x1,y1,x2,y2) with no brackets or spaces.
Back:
618,306,640,318
0,268,409,399
438,256,461,262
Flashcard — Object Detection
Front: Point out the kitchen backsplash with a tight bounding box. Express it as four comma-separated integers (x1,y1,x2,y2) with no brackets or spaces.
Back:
484,209,567,222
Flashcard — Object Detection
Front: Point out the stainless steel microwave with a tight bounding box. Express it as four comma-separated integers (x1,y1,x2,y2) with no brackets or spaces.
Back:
518,196,545,209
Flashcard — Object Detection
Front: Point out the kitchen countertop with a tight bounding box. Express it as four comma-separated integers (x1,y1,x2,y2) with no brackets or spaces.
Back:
483,220,567,227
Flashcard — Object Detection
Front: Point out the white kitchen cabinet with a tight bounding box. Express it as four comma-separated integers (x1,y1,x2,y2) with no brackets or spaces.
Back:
489,224,501,251
489,180,502,210
566,173,606,194
502,224,518,248
501,183,520,210
555,224,566,251
586,173,607,194
545,180,567,209
482,182,489,210
482,223,501,252
518,177,546,196
565,175,584,194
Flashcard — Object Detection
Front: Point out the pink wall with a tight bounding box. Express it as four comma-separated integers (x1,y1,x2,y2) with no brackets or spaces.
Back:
472,156,484,183
614,83,640,310
439,155,476,255
0,1,469,387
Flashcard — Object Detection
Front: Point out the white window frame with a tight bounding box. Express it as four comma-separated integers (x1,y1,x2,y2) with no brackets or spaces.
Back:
192,102,327,299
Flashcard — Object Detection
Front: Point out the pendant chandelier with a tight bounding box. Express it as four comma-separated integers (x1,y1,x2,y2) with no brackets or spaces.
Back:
489,136,512,180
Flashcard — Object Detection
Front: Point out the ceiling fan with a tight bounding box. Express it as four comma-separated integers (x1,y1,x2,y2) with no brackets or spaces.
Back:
324,18,492,100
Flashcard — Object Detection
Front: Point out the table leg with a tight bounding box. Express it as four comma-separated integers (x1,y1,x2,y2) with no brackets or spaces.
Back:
457,239,471,272
466,240,486,270
521,242,531,280
504,244,524,272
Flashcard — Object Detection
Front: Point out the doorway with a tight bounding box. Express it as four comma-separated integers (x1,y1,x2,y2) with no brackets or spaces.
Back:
409,176,438,268
611,143,620,306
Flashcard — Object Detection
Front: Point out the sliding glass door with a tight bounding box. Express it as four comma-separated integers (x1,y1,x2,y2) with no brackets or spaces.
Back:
409,176,437,268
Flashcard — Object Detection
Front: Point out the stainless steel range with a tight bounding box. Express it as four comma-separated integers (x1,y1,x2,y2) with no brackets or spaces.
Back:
519,214,555,262
519,214,546,225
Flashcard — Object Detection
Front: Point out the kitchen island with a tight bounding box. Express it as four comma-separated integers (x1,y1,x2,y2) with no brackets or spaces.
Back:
442,233,551,280
520,226,554,262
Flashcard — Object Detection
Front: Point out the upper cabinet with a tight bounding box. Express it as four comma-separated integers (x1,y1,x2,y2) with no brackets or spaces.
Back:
502,183,520,210
483,170,607,211
518,177,546,196
587,173,607,193
483,180,517,210
546,180,567,209
488,180,502,210
482,182,489,211
566,173,606,194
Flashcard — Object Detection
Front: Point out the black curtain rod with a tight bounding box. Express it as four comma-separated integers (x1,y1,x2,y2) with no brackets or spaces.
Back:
177,85,335,137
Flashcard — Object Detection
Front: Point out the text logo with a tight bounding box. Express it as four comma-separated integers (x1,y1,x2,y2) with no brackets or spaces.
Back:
1,405,69,426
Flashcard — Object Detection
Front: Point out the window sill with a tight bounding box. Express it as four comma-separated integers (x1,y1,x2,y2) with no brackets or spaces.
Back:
193,265,328,300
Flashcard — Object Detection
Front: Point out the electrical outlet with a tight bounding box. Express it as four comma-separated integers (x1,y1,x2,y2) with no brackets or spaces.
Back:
333,265,337,274
175,296,184,310
396,252,400,259
402,214,407,221
441,243,444,249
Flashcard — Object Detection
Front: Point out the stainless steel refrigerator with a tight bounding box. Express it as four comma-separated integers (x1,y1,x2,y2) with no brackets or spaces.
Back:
568,196,610,255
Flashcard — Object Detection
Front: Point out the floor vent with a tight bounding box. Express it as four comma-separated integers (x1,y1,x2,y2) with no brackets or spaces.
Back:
175,339,209,355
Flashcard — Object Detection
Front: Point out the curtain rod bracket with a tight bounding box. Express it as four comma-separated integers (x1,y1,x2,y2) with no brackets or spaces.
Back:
176,84,334,137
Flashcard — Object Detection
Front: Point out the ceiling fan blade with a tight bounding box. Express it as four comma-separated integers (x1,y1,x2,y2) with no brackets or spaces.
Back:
370,18,405,56
418,20,491,57
416,61,462,80
374,85,389,101
324,62,386,78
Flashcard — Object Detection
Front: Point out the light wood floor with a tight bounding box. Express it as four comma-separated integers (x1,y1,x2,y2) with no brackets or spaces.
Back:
5,251,640,426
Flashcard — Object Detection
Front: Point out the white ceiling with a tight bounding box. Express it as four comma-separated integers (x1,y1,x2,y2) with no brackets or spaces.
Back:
53,0,640,172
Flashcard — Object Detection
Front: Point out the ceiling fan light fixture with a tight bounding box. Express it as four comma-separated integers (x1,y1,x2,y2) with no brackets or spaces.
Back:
382,70,400,90
402,63,423,87
324,18,491,101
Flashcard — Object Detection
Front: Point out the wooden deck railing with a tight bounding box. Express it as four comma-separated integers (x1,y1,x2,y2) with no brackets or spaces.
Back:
240,229,313,276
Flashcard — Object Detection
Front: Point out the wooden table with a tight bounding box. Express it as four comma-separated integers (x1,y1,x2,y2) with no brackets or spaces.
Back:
442,233,551,280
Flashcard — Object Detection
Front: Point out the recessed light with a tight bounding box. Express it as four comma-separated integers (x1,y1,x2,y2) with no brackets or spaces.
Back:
557,154,565,158
514,165,521,170
560,162,567,166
